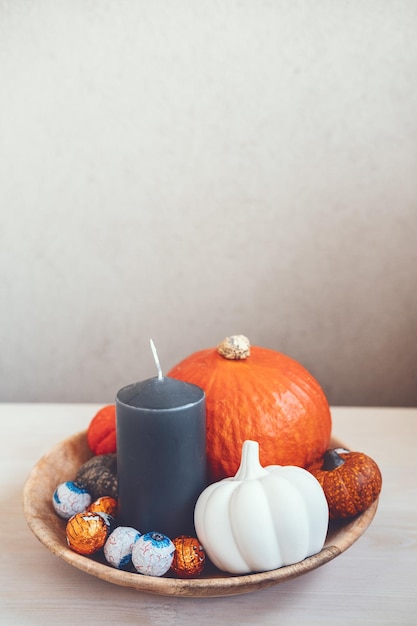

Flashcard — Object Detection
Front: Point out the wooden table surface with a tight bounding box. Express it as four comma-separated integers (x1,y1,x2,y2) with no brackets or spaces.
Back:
1,404,416,625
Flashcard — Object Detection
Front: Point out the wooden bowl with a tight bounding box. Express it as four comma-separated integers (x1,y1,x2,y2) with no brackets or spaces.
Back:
23,431,378,597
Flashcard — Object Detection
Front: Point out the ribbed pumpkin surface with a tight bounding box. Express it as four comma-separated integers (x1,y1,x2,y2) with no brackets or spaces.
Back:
168,345,332,483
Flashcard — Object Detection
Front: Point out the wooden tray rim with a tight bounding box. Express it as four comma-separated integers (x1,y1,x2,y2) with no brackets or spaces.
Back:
23,430,378,597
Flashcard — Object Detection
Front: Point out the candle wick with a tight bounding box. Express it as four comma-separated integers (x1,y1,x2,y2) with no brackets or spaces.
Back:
150,338,163,380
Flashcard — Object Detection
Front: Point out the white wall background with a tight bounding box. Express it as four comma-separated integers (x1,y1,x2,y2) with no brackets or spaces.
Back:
1,0,416,406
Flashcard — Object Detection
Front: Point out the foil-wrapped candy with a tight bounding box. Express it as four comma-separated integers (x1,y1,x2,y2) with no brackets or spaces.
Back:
66,511,113,555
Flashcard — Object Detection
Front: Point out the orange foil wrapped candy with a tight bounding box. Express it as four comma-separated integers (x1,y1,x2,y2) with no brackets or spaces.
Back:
66,511,113,555
171,535,205,577
88,496,118,518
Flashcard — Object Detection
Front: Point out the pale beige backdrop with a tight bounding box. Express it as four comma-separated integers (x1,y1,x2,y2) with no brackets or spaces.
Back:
1,1,416,406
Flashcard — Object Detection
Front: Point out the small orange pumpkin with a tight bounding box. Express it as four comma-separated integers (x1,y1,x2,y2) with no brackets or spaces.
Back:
87,405,116,455
167,335,332,482
309,449,382,519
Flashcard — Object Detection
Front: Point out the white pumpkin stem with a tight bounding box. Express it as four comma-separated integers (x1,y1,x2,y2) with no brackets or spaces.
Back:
234,440,268,480
217,335,250,360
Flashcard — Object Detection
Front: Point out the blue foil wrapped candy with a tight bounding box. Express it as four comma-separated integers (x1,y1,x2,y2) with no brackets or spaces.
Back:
132,532,175,577
104,526,141,570
52,481,92,519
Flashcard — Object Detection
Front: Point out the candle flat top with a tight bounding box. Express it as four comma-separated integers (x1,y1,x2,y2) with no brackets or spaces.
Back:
117,376,204,410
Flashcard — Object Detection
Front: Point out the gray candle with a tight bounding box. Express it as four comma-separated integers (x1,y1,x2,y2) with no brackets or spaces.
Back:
116,341,207,539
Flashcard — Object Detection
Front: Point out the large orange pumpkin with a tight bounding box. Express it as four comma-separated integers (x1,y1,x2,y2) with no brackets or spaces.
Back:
167,335,332,482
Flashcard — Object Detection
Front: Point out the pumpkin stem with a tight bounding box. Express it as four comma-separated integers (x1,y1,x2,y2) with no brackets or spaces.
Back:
234,440,268,480
217,335,250,360
322,449,345,471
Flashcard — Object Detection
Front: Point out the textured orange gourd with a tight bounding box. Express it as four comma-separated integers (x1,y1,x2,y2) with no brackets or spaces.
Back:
167,335,332,482
309,449,382,520
87,405,116,455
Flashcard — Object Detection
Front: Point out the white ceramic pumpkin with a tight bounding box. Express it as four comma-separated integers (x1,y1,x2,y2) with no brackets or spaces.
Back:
194,440,329,574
